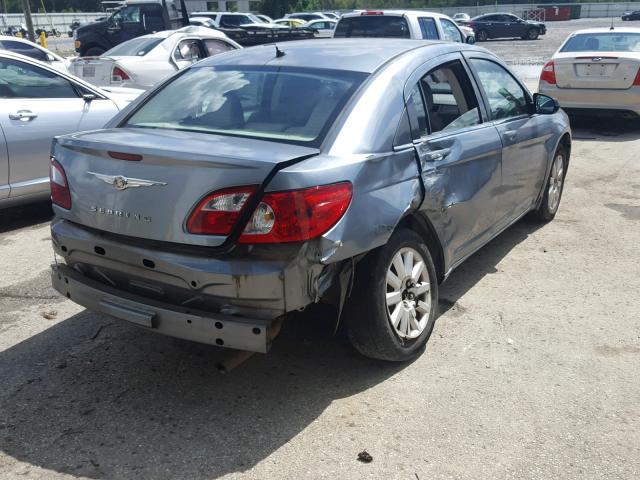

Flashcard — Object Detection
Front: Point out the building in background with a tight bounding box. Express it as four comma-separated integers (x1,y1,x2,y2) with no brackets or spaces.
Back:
184,0,262,13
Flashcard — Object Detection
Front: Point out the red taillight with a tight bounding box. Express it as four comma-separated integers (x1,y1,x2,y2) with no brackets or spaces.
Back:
634,68,640,86
108,151,142,161
111,65,130,82
186,186,257,235
540,60,556,85
361,10,384,15
239,182,352,244
50,157,71,210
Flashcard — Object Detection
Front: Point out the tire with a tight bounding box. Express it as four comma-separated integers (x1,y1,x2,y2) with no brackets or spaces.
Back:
526,28,539,40
344,229,439,362
531,147,567,222
83,46,105,57
476,29,488,42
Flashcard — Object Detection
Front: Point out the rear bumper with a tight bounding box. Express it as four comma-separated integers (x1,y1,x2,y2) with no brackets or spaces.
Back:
50,219,335,350
52,264,277,353
539,82,640,115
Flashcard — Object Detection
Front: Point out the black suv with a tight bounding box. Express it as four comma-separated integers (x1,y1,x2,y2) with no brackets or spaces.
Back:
622,11,640,21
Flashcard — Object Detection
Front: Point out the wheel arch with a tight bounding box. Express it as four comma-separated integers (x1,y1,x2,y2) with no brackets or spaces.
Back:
395,212,446,283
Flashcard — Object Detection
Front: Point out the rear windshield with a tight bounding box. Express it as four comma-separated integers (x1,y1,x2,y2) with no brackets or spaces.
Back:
560,32,640,52
124,66,367,147
334,16,410,38
105,37,164,56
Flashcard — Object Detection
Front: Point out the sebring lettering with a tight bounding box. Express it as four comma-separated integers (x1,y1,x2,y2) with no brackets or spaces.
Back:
90,205,151,223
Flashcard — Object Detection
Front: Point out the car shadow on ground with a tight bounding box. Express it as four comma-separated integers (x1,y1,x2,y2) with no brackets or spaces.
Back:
0,201,53,234
0,215,547,479
569,115,640,142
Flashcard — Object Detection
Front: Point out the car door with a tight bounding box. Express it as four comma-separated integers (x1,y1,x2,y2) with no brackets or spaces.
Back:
405,54,503,266
108,5,145,46
466,54,551,227
0,57,118,198
504,14,525,37
0,125,8,199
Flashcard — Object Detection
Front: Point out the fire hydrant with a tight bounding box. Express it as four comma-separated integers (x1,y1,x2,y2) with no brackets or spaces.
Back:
39,31,48,49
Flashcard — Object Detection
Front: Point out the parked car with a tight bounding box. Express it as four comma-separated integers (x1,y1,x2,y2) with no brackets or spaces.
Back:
334,10,475,44
70,27,240,90
321,12,340,20
622,11,640,21
305,19,337,37
538,27,640,118
190,11,285,29
49,39,570,361
468,13,546,41
286,12,329,22
74,0,189,57
0,51,141,208
255,14,274,23
273,18,306,28
0,36,70,73
453,13,470,24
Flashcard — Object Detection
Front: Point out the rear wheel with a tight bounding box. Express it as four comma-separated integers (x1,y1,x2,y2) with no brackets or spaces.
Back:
532,148,566,222
345,229,438,362
476,29,489,41
526,28,539,40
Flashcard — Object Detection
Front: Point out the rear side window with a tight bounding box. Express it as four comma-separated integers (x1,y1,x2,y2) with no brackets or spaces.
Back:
470,58,529,120
0,58,78,99
334,16,410,38
104,37,164,56
0,40,47,61
124,66,367,147
203,39,235,56
418,17,439,40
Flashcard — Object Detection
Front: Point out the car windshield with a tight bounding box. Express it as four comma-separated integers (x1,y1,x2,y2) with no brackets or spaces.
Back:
334,16,410,38
105,37,164,56
561,32,640,52
124,66,367,147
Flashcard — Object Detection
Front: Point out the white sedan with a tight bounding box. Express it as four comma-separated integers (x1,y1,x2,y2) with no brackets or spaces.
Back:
539,27,640,118
304,19,337,38
0,35,70,73
70,26,240,90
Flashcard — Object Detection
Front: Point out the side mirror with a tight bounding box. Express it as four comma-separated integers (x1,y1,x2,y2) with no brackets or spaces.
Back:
534,93,560,114
83,93,96,102
466,35,476,44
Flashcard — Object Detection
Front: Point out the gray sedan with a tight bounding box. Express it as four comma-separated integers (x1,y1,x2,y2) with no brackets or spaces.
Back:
0,51,140,208
49,39,571,361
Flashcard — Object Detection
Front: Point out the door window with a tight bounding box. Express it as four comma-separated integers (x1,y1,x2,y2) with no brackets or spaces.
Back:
406,83,428,139
173,40,205,62
203,39,236,56
418,17,439,40
0,59,78,99
420,61,480,133
440,18,463,43
112,6,141,24
470,58,529,120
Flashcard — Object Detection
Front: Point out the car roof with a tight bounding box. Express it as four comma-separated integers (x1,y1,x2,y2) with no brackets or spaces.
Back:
0,35,65,61
197,38,465,73
135,26,232,41
341,10,449,19
568,27,640,34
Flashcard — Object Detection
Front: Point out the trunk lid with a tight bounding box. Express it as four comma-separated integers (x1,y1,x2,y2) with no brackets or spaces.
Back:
70,56,122,87
554,52,640,89
53,128,318,247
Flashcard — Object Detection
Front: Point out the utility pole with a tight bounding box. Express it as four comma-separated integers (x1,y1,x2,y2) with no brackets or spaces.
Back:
21,0,36,42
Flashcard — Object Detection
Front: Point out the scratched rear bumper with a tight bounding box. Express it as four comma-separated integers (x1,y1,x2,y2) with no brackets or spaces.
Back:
52,263,277,352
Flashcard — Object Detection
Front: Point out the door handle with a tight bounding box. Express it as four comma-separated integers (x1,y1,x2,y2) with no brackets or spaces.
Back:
420,147,451,162
9,110,38,121
503,130,517,142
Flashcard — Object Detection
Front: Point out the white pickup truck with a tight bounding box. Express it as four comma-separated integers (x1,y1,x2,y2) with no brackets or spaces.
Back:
334,10,475,44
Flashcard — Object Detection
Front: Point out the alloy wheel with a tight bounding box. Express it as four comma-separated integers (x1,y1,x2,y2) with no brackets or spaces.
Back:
385,247,431,339
547,153,565,213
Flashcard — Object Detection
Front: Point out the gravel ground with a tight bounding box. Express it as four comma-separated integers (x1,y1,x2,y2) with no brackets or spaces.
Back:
1,17,639,480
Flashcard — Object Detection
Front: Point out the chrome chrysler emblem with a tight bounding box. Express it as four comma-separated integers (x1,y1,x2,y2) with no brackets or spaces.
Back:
88,172,167,191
